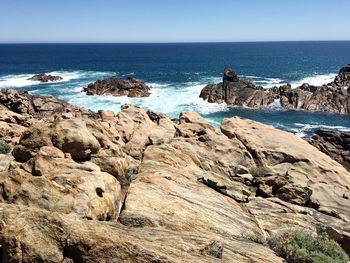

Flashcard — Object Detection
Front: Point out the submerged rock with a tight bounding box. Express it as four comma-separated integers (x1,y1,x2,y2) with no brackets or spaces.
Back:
27,73,63,82
83,76,151,97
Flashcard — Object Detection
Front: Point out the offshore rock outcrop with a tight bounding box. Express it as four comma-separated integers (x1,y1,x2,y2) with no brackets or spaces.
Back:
83,76,151,97
200,68,277,107
200,64,350,114
332,63,350,87
27,73,63,82
0,91,350,262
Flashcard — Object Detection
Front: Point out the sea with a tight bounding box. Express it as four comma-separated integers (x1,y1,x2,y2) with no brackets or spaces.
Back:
1,41,350,137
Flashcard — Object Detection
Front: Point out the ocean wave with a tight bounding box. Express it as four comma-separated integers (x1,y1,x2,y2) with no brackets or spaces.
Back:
290,73,336,88
0,70,114,89
290,123,350,138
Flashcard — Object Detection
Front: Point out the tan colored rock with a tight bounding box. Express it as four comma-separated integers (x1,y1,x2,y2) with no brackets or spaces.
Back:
52,119,101,161
115,105,176,159
221,117,350,222
0,148,123,220
0,204,284,263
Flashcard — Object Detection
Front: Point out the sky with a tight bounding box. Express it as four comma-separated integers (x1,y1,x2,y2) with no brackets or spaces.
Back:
0,0,349,43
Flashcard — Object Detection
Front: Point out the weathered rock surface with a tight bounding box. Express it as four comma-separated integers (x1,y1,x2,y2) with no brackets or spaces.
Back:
0,89,97,120
83,76,151,97
201,64,350,114
0,204,284,263
221,117,350,221
309,129,350,171
27,73,63,82
0,90,350,261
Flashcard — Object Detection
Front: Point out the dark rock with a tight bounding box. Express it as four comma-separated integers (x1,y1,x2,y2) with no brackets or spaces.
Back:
332,63,350,87
201,64,350,114
200,68,278,107
0,89,97,120
83,76,151,98
27,74,63,82
200,241,223,259
308,129,350,171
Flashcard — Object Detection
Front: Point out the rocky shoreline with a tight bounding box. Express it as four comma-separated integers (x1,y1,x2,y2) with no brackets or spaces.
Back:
200,64,350,114
0,89,349,262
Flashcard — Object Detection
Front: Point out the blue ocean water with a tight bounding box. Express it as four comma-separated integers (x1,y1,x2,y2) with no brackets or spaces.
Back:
0,42,350,136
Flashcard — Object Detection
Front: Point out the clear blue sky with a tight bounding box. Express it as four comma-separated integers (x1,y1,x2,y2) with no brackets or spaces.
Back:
1,0,349,43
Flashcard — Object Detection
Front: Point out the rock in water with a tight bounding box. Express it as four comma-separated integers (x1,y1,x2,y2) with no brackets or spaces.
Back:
83,76,151,97
333,63,350,87
27,73,63,82
200,64,350,114
200,68,277,106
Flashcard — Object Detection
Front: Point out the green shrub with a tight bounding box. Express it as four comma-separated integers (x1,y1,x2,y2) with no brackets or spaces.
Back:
125,166,137,183
0,140,11,154
269,231,349,263
244,233,268,246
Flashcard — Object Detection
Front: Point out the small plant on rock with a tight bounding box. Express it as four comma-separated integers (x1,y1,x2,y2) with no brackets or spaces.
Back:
269,231,349,263
125,166,138,183
0,140,11,154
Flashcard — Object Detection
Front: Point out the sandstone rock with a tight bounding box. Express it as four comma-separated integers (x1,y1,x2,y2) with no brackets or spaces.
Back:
0,152,123,220
27,73,63,82
115,104,176,159
83,76,151,98
0,89,349,261
221,117,350,222
0,204,284,263
52,119,101,161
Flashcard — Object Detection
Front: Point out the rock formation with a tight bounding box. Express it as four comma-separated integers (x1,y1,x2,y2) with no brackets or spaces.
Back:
309,129,350,171
200,64,350,114
27,73,63,82
332,63,350,87
200,68,277,107
83,76,151,97
0,90,350,262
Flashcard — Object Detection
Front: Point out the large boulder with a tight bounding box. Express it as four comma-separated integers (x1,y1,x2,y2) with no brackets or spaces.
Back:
114,104,176,159
83,77,151,97
52,119,101,161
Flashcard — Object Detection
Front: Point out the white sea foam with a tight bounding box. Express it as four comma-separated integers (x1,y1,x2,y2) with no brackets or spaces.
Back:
290,73,337,88
291,123,350,138
0,70,114,89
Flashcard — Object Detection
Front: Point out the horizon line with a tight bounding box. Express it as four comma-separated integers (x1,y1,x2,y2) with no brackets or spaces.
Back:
1,40,350,45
